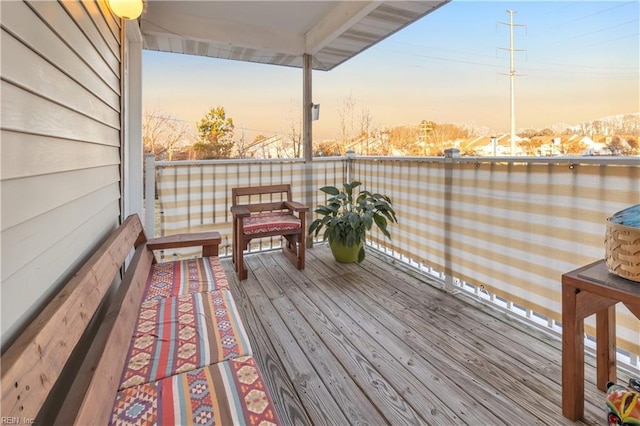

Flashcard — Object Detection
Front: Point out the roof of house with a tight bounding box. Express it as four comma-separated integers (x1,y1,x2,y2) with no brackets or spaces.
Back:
140,1,450,71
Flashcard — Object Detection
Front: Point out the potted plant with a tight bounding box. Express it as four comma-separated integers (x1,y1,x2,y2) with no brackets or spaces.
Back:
308,181,398,263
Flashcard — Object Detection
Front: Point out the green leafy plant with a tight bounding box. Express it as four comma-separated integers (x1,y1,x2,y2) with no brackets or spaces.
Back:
308,181,398,262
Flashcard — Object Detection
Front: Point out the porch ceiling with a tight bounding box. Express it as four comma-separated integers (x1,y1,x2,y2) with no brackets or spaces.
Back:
140,0,450,71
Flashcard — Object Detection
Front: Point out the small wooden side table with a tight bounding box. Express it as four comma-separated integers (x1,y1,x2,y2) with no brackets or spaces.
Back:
562,260,640,420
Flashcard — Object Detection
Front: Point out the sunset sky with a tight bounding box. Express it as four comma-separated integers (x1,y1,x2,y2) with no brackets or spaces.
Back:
143,1,639,142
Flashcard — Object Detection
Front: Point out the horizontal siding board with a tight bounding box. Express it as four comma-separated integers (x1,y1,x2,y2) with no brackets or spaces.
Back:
1,166,120,231
1,0,119,109
56,0,120,77
73,0,120,59
1,131,120,180
0,0,123,347
94,0,121,40
0,202,120,346
1,30,119,128
1,81,119,144
1,185,120,281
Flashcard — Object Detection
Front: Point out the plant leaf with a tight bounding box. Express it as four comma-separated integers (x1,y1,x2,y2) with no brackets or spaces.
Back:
320,186,340,195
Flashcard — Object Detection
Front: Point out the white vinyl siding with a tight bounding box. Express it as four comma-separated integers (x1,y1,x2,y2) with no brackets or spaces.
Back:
1,0,123,346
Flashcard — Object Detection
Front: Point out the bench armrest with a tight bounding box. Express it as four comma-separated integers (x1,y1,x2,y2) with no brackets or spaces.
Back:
284,201,309,212
147,232,221,257
231,205,251,218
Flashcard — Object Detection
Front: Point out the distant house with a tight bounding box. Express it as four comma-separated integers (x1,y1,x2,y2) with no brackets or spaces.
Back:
579,136,613,156
462,134,523,156
241,135,300,159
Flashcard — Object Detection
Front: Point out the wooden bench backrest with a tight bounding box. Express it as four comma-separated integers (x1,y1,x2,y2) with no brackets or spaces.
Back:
232,184,293,213
1,215,149,424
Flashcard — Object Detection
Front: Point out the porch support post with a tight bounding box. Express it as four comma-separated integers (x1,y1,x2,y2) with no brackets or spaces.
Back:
303,53,313,163
144,153,156,237
123,21,143,224
303,53,314,248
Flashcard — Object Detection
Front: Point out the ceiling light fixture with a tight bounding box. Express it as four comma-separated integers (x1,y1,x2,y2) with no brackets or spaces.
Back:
108,0,143,20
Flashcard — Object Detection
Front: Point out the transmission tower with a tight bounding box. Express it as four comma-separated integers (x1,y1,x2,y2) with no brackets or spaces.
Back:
498,10,526,155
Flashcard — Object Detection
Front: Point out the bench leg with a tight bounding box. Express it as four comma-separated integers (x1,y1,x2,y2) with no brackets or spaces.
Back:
237,248,247,280
236,234,248,281
298,231,305,270
232,219,237,267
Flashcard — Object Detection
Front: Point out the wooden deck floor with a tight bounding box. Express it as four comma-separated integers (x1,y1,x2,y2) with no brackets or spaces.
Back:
222,245,626,426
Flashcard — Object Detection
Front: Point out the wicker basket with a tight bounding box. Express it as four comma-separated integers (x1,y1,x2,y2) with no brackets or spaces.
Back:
605,218,640,282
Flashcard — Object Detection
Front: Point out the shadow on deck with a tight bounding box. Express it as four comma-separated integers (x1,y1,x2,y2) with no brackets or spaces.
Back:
222,244,623,425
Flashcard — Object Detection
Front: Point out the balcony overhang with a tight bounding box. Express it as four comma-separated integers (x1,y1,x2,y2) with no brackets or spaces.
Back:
140,0,450,71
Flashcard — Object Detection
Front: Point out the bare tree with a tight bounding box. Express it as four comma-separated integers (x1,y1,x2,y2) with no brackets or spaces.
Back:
359,107,374,154
235,127,249,158
286,100,303,158
338,93,357,144
143,109,189,161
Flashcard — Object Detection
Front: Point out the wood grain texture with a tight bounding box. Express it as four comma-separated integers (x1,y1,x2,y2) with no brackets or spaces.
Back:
0,215,143,420
222,246,632,426
256,258,390,425
226,259,351,425
225,263,313,426
147,231,221,256
259,255,435,425
57,246,154,426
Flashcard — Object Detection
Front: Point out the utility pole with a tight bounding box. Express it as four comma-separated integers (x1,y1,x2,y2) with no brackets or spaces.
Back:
498,10,526,156
420,120,433,156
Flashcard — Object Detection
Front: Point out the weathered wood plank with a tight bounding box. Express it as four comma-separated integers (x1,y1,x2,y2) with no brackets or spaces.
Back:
261,254,461,425
313,248,589,425
361,252,611,420
254,255,401,425
223,261,313,426
56,244,154,425
232,256,350,426
312,247,607,425
307,251,542,424
1,215,143,420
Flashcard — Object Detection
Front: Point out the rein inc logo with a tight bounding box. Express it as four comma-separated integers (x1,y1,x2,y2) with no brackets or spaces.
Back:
1,418,34,425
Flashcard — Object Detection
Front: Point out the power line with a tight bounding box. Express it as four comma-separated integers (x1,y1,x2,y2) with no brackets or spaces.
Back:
146,114,284,136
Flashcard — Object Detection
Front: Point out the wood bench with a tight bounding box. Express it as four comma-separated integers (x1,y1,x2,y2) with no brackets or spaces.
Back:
231,184,308,280
1,214,280,425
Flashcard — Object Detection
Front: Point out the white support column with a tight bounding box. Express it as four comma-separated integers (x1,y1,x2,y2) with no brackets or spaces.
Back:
303,54,314,247
123,20,143,222
144,154,156,236
303,54,312,163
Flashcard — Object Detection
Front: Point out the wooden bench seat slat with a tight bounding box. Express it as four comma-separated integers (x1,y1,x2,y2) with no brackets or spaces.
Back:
233,184,291,197
147,232,221,257
55,244,155,425
1,216,144,420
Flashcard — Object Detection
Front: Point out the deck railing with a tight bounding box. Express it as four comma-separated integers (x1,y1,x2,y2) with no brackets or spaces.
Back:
144,153,639,368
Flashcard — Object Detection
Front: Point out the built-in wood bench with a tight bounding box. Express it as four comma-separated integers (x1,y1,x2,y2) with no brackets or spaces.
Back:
231,184,308,280
1,214,280,425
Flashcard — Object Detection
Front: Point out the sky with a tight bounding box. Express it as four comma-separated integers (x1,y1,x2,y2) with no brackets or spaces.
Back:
142,1,640,142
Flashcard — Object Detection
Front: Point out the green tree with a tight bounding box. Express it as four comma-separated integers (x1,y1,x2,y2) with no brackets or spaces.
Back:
194,106,235,159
